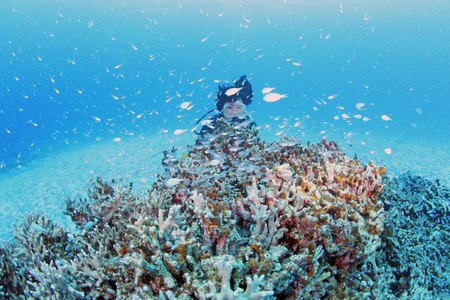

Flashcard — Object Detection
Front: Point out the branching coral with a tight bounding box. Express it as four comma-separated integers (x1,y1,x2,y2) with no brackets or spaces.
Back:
376,173,450,299
0,120,398,298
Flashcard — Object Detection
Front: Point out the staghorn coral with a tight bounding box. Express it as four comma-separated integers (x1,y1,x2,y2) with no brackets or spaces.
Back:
0,119,389,299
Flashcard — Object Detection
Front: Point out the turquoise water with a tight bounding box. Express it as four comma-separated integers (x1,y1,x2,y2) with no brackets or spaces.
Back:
1,0,449,170
0,1,449,297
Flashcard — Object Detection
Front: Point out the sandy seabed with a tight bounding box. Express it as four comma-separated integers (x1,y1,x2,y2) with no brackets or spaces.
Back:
0,130,449,242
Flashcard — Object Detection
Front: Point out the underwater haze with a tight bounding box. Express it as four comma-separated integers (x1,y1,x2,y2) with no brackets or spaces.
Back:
1,0,449,169
0,0,450,297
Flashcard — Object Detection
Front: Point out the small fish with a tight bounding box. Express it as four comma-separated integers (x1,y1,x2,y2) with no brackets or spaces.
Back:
355,102,365,110
31,223,47,234
92,116,101,122
225,87,242,96
174,129,186,135
229,147,242,152
166,178,183,187
261,87,275,94
384,148,392,155
263,93,287,103
381,114,392,121
363,14,372,22
112,137,122,142
201,119,213,126
209,159,221,166
200,35,211,42
180,102,192,109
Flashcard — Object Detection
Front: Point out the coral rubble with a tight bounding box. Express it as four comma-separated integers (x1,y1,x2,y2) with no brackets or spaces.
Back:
0,119,404,299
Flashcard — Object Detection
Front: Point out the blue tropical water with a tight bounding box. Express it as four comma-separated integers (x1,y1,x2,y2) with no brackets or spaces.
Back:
0,1,449,297
1,0,449,171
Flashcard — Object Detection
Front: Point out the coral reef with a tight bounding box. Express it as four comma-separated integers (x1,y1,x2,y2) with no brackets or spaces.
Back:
1,118,429,299
376,173,450,299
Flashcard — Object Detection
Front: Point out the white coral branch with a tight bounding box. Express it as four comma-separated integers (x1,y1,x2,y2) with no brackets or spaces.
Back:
243,275,274,299
190,190,204,214
158,205,181,238
206,259,273,300
250,205,286,248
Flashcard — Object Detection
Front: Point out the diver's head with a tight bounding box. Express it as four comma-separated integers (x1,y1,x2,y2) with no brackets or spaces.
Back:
222,99,246,120
215,75,253,114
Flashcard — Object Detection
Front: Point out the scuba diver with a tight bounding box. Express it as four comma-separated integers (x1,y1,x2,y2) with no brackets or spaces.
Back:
196,75,257,137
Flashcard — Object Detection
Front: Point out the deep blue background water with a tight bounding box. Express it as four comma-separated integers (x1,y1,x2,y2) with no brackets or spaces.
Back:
1,0,449,172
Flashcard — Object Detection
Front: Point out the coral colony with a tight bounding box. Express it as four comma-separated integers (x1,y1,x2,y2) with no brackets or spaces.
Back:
1,119,449,299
